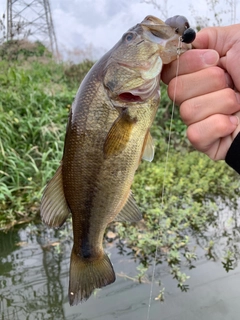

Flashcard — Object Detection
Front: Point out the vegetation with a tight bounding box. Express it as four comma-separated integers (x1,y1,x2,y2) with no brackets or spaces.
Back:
0,40,52,60
0,40,239,294
0,41,93,227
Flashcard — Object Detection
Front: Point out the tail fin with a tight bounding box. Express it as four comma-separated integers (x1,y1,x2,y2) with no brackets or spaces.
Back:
69,249,115,305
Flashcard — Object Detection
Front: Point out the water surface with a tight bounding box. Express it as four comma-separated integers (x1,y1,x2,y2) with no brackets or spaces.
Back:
1,218,240,320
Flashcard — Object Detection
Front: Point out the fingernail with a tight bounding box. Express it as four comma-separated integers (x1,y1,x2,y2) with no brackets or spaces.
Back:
202,50,219,66
230,115,239,125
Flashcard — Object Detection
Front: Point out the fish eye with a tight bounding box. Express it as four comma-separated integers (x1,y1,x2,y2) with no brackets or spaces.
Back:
123,32,136,42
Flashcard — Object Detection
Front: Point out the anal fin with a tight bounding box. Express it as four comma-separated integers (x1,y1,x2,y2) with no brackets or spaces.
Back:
114,191,142,222
40,164,70,228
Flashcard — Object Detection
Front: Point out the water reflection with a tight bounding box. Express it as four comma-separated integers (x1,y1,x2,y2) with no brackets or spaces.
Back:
194,207,240,270
1,208,240,320
0,224,72,320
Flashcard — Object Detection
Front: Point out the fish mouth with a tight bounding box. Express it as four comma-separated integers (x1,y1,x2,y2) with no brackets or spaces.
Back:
118,92,142,102
118,76,160,103
115,54,162,103
106,15,193,104
140,15,192,62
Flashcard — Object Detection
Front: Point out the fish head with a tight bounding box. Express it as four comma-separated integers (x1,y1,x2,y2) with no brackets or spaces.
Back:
140,15,193,63
103,15,194,105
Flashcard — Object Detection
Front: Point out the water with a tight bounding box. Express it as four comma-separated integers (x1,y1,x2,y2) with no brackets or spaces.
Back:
1,217,240,320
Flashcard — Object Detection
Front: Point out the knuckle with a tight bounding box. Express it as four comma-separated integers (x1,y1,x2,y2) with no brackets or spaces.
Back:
217,119,230,132
224,88,237,108
209,67,226,88
168,76,185,104
180,98,199,124
186,125,201,146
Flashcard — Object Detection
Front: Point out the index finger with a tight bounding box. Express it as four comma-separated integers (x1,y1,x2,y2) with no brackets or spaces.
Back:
161,49,219,84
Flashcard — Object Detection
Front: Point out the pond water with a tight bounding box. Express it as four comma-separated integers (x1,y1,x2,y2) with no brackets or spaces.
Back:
1,216,240,320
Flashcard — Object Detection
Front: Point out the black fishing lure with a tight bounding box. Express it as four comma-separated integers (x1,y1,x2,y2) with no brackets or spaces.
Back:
165,15,196,44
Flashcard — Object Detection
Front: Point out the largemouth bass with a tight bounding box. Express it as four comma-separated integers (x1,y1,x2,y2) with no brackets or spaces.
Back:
41,15,195,305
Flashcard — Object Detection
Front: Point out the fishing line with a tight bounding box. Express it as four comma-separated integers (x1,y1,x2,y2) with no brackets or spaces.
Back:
146,39,182,320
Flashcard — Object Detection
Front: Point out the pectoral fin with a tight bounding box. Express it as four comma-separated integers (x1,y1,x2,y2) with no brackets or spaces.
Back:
142,131,155,162
103,110,137,158
40,164,70,228
115,191,142,222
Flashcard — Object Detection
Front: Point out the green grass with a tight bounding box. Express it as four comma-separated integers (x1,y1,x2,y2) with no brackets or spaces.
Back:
0,57,91,227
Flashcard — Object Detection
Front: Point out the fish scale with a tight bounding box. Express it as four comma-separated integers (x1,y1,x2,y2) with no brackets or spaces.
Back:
40,15,195,305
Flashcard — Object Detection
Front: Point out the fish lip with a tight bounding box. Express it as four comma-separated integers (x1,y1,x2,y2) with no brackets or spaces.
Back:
110,51,161,73
112,76,160,105
105,55,162,104
106,21,191,71
163,33,192,54
140,17,192,55
143,29,191,51
105,16,192,104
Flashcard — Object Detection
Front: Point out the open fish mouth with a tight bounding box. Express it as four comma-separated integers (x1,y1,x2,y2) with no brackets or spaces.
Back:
118,77,159,102
105,16,195,105
112,54,162,103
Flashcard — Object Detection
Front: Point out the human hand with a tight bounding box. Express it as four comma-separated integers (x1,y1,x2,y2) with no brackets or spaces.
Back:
161,25,240,160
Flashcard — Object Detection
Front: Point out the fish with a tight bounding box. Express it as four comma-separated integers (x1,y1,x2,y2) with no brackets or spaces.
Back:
40,15,194,306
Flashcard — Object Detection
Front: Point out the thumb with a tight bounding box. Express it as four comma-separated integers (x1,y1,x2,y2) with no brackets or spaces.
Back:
192,25,237,53
193,25,240,91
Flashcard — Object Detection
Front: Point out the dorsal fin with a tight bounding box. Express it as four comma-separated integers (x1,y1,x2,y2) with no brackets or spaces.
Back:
40,164,70,228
